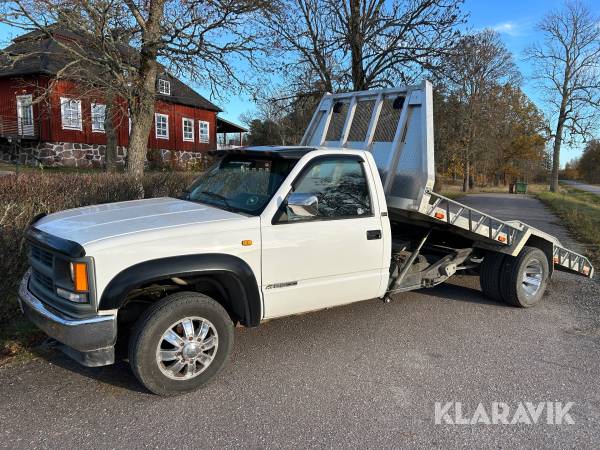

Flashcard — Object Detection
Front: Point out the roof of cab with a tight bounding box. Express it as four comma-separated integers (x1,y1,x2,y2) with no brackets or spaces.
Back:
210,146,317,159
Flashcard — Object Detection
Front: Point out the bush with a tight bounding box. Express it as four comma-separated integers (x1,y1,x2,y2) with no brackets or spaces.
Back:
0,171,198,323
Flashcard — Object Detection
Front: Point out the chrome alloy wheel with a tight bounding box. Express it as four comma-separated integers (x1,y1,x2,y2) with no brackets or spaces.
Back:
156,316,218,380
521,258,544,297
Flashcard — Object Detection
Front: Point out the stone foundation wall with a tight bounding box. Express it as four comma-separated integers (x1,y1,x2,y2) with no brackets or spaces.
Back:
0,141,210,170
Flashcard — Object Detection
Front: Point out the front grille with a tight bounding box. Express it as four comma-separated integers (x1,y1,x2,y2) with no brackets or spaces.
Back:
28,243,56,304
31,245,54,268
26,236,96,317
32,270,53,291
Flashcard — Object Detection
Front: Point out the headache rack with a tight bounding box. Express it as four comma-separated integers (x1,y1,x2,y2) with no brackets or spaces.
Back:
302,81,594,278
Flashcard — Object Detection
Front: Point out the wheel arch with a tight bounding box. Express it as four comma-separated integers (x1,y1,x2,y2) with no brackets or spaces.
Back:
523,235,554,277
99,254,262,327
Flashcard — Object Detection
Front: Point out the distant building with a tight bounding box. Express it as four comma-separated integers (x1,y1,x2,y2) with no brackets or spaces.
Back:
0,29,247,168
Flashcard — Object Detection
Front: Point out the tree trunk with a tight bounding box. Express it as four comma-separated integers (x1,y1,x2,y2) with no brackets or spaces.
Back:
125,0,166,185
462,158,470,192
104,92,118,172
348,0,365,90
550,117,565,193
127,87,156,180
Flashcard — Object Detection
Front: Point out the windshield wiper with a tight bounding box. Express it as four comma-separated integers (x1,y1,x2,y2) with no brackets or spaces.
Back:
200,190,232,209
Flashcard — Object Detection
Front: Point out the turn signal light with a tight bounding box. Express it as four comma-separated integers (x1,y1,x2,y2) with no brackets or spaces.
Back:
497,236,506,242
71,262,89,292
241,240,253,246
434,212,445,220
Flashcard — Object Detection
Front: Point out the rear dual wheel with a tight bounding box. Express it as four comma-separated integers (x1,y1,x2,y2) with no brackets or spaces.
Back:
480,246,549,307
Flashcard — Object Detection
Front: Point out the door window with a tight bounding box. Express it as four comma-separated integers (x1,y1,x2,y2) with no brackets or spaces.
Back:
16,95,33,135
199,120,210,143
283,156,372,222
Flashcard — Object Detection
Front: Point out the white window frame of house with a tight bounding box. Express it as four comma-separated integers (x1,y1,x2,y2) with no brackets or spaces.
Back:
91,103,106,133
158,79,171,95
16,94,34,136
155,113,169,139
199,120,210,144
182,117,194,142
60,97,82,131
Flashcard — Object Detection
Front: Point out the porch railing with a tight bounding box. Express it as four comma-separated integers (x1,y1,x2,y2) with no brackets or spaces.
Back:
0,115,37,139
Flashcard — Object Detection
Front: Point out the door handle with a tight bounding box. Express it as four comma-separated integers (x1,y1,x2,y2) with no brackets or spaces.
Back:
367,230,382,240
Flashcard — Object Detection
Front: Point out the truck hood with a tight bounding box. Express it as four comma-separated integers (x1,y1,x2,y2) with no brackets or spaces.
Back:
34,197,247,246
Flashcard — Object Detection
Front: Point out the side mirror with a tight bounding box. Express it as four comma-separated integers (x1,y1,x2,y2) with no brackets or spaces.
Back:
287,193,319,217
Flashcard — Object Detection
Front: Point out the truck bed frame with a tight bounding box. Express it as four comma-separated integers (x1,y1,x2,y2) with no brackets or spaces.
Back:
301,81,593,278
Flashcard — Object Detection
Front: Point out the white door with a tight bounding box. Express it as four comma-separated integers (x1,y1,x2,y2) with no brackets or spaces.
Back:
261,155,385,318
16,95,34,136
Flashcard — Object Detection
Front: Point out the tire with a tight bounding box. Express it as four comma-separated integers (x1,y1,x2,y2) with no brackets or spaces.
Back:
479,251,506,302
499,246,549,308
129,291,234,396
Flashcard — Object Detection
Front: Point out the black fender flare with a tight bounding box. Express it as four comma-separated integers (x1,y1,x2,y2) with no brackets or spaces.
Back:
99,254,262,326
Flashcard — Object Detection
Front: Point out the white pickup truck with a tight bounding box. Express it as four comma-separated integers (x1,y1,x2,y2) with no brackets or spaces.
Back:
19,82,593,395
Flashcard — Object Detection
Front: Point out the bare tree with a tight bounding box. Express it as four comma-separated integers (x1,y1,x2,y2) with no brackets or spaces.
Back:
263,0,340,94
437,29,521,191
526,1,600,192
252,0,464,145
265,0,464,94
3,0,271,181
332,0,464,90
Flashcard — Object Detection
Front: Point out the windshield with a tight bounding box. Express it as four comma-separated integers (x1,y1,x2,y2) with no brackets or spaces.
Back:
184,155,298,215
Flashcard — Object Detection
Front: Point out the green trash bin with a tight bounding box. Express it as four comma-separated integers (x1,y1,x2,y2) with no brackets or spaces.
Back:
515,181,528,194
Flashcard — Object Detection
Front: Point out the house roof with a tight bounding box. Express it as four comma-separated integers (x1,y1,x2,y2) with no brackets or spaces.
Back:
217,117,248,133
0,29,221,112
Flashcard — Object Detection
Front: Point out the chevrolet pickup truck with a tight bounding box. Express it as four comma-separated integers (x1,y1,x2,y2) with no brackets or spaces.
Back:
19,82,594,395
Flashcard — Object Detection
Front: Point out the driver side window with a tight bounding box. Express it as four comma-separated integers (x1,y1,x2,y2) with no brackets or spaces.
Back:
282,156,372,222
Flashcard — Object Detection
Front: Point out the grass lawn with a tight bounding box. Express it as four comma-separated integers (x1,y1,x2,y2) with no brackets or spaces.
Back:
439,191,466,200
441,182,550,195
439,183,549,201
0,162,201,176
537,186,600,264
0,161,102,174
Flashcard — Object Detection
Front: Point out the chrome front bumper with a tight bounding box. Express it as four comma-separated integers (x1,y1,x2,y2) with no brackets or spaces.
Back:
18,271,117,367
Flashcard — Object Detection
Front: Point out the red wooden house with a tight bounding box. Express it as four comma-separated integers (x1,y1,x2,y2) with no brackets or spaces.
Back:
0,29,246,168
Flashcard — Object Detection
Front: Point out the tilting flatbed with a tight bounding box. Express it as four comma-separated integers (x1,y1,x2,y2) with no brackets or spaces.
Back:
301,81,594,280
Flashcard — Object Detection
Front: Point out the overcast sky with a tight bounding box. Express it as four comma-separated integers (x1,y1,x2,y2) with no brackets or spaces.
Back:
1,0,598,164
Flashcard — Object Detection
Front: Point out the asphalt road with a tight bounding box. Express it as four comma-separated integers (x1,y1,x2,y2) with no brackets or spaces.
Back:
561,180,600,195
1,194,599,449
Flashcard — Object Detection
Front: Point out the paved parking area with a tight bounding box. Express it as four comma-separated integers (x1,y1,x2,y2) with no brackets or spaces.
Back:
0,194,598,449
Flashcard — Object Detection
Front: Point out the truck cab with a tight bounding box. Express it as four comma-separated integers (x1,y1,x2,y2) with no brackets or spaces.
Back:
19,146,394,395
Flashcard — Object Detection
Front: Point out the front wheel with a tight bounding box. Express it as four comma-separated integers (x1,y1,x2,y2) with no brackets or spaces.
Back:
499,246,549,307
129,291,234,396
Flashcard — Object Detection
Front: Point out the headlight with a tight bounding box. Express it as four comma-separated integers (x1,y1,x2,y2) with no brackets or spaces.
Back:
56,287,88,303
59,262,90,303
